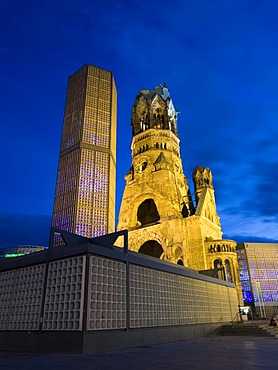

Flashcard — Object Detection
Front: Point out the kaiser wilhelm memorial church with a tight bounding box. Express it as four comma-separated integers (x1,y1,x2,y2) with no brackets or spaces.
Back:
117,83,239,288
0,65,242,354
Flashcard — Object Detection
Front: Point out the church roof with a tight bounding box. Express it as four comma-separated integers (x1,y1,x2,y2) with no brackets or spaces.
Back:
134,83,170,104
154,152,169,164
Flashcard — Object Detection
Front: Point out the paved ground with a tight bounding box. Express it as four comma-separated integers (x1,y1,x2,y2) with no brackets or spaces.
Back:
1,335,278,370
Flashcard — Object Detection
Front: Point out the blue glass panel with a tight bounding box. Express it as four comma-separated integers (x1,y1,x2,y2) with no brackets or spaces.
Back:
262,292,273,302
242,291,253,303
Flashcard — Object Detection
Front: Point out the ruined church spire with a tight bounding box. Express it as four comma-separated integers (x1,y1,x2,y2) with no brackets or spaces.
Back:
131,84,179,137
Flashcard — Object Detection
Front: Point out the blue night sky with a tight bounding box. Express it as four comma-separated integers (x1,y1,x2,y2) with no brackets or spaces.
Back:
0,0,277,248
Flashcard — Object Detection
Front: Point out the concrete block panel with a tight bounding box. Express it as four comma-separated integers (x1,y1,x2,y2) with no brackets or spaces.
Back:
0,265,45,331
42,256,85,330
87,256,126,330
130,265,157,328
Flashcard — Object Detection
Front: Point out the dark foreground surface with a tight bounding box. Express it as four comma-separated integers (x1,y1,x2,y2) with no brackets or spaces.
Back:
1,335,278,370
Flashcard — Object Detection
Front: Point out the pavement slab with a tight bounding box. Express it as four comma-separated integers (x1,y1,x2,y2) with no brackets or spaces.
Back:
0,335,278,370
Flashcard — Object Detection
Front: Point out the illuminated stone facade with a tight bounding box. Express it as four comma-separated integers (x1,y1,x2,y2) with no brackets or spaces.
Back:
118,84,241,295
52,65,117,237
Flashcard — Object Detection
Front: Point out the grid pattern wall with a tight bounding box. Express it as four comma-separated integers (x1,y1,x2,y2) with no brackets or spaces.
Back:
0,265,45,330
206,283,222,323
87,256,126,330
52,149,79,233
237,249,253,303
42,256,85,331
217,285,235,322
250,248,278,304
108,153,116,234
130,265,157,328
110,78,117,156
241,247,278,305
129,266,237,328
178,279,233,324
0,270,15,330
157,271,179,326
75,148,109,237
61,66,86,152
52,65,116,239
83,66,113,148
107,77,117,234
90,151,109,237
0,256,239,333
191,280,210,324
227,286,239,318
76,148,96,237
178,275,198,324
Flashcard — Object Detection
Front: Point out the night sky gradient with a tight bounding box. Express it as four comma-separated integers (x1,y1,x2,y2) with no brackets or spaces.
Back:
1,0,277,248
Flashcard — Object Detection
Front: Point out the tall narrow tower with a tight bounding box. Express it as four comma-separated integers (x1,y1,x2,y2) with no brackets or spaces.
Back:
52,65,117,238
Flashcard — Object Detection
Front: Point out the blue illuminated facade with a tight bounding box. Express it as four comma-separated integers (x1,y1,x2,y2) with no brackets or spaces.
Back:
237,243,278,317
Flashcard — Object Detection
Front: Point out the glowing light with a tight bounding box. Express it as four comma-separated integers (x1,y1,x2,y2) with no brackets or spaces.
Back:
4,253,25,258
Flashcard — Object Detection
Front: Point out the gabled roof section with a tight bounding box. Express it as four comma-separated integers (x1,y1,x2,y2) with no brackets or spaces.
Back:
154,152,169,164
195,187,221,227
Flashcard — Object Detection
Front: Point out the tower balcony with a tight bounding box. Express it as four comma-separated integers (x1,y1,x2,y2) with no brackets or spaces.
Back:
206,239,237,254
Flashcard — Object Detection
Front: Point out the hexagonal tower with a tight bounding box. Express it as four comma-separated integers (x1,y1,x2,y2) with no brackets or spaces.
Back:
117,84,241,291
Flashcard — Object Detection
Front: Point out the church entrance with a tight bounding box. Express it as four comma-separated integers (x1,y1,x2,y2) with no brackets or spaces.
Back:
138,240,163,258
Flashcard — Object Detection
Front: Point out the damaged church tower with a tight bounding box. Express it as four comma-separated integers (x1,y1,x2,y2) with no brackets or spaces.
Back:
117,84,240,291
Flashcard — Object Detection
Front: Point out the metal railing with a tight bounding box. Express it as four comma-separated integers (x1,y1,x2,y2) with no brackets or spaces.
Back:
230,312,243,335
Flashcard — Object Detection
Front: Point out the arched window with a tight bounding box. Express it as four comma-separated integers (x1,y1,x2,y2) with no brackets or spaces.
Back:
182,204,189,218
141,162,148,171
214,259,225,280
138,240,163,258
137,199,160,226
177,259,184,266
225,259,233,282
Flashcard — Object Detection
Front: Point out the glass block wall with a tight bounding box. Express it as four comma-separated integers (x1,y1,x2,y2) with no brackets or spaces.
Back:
52,65,117,238
86,256,126,330
0,253,238,332
128,265,238,329
237,243,278,315
0,265,45,330
42,256,86,330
